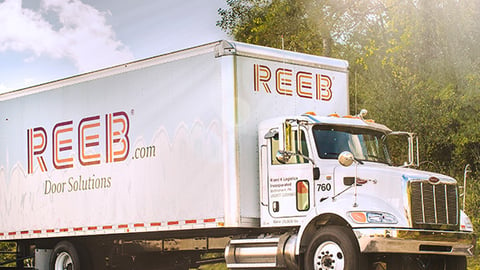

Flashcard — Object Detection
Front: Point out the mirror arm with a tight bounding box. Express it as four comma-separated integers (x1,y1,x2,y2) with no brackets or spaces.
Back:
277,150,316,166
332,185,353,201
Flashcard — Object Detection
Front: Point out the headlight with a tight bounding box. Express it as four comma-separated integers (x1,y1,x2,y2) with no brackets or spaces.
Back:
349,211,398,224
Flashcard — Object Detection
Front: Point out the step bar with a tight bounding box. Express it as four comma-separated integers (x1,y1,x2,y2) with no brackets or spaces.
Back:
225,233,298,269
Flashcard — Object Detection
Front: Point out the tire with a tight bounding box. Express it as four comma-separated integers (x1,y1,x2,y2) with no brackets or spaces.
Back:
304,225,367,270
49,241,89,270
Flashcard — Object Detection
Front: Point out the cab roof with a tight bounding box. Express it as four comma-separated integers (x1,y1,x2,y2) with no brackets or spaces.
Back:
303,113,392,133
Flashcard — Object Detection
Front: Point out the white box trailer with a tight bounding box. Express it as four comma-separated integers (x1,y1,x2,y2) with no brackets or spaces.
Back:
0,40,348,269
0,41,474,270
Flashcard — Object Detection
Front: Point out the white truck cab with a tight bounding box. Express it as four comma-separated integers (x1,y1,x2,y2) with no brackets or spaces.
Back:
251,111,475,269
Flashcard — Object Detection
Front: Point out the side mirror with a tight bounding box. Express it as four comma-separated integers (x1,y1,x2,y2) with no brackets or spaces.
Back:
338,151,355,167
264,129,278,139
386,131,419,167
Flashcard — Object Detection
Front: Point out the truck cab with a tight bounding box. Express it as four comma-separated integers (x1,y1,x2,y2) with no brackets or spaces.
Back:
257,111,475,269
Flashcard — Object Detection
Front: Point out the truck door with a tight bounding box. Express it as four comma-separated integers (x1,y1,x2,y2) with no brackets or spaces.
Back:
265,128,313,218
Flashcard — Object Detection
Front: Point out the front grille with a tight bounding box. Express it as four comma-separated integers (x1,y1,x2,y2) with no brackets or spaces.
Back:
409,181,458,229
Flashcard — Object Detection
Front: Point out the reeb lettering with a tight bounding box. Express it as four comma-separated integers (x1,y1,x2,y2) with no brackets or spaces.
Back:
27,111,129,174
253,64,333,101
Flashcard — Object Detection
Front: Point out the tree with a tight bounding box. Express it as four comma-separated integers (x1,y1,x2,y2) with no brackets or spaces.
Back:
217,0,324,54
353,0,480,177
217,0,383,57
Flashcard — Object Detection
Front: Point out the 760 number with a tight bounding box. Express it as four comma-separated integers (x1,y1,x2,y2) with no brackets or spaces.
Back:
317,183,332,192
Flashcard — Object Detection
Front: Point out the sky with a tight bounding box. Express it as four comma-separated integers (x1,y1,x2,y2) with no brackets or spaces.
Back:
0,0,229,93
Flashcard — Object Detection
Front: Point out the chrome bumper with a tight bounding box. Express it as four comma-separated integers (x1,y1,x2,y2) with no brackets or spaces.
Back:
354,228,476,256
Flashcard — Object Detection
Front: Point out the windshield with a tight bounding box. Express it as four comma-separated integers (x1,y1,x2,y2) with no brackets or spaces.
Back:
312,125,391,164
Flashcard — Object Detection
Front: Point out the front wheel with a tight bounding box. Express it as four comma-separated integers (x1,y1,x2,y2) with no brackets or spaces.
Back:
304,226,366,270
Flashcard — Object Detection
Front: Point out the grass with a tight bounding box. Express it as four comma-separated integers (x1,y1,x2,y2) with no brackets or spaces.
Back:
199,263,227,270
469,254,480,270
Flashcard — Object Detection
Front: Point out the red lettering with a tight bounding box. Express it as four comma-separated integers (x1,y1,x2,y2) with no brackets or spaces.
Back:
296,72,313,99
78,115,101,166
253,64,333,101
254,64,272,93
27,127,47,173
317,74,332,101
276,68,293,96
106,112,130,163
27,111,130,174
53,121,74,170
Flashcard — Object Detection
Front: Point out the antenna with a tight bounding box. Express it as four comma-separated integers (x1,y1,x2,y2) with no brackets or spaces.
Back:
354,72,358,114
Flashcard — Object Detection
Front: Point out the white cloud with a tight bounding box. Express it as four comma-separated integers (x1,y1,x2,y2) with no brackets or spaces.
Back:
0,0,134,73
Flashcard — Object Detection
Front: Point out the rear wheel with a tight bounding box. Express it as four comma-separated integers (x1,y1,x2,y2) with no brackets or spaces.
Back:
49,241,89,270
304,226,366,270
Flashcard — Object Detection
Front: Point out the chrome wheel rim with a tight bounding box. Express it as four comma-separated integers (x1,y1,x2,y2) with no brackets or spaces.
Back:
54,251,74,270
314,241,345,270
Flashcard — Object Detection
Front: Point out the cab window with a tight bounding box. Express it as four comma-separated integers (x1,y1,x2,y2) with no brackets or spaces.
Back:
270,130,309,165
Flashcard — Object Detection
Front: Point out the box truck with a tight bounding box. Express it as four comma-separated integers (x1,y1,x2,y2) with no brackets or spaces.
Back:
0,40,475,270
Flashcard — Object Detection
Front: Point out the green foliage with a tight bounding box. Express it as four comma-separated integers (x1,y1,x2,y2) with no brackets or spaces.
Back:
199,263,227,270
0,242,16,267
217,0,384,57
218,0,324,54
351,0,480,180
